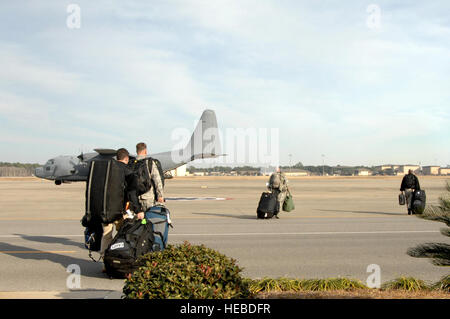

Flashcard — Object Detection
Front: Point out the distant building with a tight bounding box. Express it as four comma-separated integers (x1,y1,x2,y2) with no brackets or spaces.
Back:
356,169,372,176
375,165,392,171
260,166,277,176
284,169,310,177
397,165,420,176
193,172,205,176
169,164,188,177
422,166,440,175
375,164,400,171
439,168,450,176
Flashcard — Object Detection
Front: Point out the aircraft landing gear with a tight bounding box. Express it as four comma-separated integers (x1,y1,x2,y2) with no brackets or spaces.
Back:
55,180,62,185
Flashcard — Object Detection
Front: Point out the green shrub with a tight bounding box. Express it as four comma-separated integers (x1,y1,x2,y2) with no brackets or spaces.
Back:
246,277,367,294
433,275,450,292
300,278,367,291
407,183,450,267
381,277,430,291
245,278,303,294
122,241,250,299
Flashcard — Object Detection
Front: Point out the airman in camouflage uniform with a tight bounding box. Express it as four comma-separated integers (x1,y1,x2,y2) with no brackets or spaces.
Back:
135,142,165,212
268,167,289,217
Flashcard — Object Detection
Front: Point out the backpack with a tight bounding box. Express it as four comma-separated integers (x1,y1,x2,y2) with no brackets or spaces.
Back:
103,218,155,278
269,173,281,189
129,158,165,196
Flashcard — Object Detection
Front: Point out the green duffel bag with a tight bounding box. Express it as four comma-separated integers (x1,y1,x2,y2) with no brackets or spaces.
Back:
283,192,295,212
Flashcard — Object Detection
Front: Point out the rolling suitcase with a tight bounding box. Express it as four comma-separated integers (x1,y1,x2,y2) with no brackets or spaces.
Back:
412,189,426,214
257,192,277,219
82,159,126,260
85,160,125,224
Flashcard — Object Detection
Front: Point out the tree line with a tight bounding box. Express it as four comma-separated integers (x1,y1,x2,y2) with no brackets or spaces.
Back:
188,163,377,176
0,162,41,177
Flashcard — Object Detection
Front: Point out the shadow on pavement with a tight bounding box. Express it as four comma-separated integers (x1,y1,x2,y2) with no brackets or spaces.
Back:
0,241,106,279
316,209,406,216
13,234,85,249
191,212,257,219
58,289,123,299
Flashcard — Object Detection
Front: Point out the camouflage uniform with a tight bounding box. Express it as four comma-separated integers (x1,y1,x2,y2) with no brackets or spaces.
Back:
136,155,165,212
268,172,289,213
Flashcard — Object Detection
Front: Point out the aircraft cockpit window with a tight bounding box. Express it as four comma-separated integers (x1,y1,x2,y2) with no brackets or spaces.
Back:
46,160,55,165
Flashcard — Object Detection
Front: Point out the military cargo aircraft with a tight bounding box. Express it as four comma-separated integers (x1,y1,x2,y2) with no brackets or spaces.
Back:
35,109,222,185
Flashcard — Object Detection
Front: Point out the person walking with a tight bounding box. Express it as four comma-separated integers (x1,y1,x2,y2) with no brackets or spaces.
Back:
267,167,289,218
400,169,421,215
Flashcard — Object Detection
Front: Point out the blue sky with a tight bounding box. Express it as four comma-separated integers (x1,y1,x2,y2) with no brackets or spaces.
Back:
0,1,449,166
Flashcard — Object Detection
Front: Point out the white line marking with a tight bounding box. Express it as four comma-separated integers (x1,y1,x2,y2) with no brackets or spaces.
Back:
0,235,83,238
165,197,232,201
170,230,440,236
0,230,440,238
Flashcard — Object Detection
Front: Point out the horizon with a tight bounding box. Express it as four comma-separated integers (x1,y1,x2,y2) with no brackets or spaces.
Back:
2,160,448,169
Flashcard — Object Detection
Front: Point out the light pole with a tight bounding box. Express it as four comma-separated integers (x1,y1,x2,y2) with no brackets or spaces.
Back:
289,154,292,173
321,154,325,176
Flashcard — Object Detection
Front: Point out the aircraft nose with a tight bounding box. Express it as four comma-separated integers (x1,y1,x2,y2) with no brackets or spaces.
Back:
35,167,43,178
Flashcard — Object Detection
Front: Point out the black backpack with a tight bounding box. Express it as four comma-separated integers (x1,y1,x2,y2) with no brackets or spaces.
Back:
129,158,165,196
103,218,154,278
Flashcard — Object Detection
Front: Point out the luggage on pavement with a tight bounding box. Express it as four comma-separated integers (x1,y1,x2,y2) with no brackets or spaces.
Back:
283,191,295,212
85,160,125,224
412,189,426,214
257,192,277,219
145,205,171,251
398,193,406,206
103,206,172,278
103,218,154,278
81,214,103,252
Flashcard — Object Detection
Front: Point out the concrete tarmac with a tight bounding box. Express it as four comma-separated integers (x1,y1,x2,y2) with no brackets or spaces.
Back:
0,176,449,298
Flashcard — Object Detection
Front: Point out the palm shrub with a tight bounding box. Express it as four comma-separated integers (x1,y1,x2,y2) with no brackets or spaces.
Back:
381,277,430,291
122,241,251,299
407,182,450,290
245,277,367,294
433,275,449,292
300,278,367,291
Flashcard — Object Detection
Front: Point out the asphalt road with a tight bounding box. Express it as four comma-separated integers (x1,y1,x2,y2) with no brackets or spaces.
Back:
0,176,449,298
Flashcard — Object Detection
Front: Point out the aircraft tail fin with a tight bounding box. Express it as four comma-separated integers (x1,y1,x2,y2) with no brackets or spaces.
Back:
182,109,222,161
